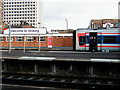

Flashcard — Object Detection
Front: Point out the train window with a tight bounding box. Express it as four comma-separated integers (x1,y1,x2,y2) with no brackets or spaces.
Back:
26,37,34,42
103,36,116,43
0,37,5,41
16,37,23,42
118,36,120,43
97,36,101,43
80,36,85,42
79,36,85,45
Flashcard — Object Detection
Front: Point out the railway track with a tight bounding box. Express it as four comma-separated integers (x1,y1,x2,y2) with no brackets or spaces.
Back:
2,73,120,89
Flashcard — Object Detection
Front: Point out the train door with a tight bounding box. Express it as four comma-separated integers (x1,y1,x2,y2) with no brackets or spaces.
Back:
97,32,102,51
85,32,89,51
89,32,97,51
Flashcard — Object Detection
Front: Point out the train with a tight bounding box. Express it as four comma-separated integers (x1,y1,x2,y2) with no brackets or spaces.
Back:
74,28,120,52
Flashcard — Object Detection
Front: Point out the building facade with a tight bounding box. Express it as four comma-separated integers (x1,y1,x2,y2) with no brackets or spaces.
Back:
2,0,43,28
0,0,2,33
89,19,120,29
51,29,75,34
118,1,120,19
0,34,73,50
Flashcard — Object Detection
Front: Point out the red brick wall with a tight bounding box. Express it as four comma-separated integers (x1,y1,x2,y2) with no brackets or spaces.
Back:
0,36,48,48
52,36,73,47
0,36,73,48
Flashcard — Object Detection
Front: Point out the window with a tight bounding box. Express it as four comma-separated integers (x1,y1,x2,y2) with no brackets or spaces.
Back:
16,37,23,42
97,36,101,43
57,36,62,38
104,36,116,43
26,37,34,41
118,36,120,43
70,36,73,38
79,36,85,42
6,37,14,42
79,36,85,45
86,36,89,43
37,36,45,42
63,36,68,38
0,37,5,41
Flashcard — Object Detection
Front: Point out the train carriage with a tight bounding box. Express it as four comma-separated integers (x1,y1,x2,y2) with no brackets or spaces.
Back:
75,28,120,52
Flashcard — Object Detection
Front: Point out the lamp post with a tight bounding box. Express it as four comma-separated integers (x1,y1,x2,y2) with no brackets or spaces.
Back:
38,22,41,53
38,34,41,53
38,27,47,52
23,34,26,53
0,7,2,33
65,19,68,30
8,22,11,54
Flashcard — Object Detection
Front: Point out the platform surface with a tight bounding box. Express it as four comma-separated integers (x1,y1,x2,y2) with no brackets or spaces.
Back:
0,50,120,62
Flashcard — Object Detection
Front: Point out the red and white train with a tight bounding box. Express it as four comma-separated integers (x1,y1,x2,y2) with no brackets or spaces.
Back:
74,28,120,52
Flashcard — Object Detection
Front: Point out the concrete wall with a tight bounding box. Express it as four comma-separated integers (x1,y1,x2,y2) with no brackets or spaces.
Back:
3,60,120,77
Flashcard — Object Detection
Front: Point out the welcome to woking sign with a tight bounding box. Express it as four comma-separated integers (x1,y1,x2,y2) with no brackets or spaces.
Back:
4,28,46,35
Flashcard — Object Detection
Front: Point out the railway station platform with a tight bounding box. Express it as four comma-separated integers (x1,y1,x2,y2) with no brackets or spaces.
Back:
1,50,120,89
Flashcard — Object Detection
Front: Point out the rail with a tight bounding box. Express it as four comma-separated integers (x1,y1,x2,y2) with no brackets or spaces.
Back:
2,73,120,89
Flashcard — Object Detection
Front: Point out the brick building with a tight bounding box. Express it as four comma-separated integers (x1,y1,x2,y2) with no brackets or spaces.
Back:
51,29,74,33
89,19,120,29
0,33,73,50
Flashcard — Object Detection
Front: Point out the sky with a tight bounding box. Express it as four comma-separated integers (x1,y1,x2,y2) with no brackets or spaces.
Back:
43,0,119,31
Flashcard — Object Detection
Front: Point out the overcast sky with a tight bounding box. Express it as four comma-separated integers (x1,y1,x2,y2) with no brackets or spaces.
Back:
44,0,119,30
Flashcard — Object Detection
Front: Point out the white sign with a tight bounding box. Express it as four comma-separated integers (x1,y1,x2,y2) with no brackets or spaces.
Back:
4,28,46,35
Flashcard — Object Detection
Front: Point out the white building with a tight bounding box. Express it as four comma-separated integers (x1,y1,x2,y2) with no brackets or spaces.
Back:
118,2,120,28
0,0,2,33
2,0,43,28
